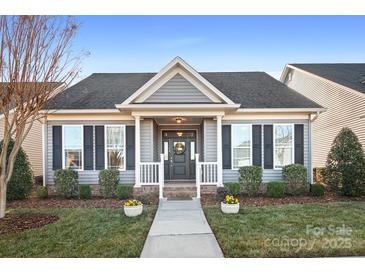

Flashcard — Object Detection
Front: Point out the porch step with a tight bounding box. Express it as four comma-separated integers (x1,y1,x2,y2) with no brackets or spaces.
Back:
163,185,197,199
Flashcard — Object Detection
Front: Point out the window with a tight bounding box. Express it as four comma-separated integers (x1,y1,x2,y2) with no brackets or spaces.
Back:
274,124,294,169
63,125,83,170
105,125,125,170
232,124,252,169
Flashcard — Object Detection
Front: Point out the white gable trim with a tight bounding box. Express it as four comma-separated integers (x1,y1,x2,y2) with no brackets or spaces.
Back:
119,56,236,106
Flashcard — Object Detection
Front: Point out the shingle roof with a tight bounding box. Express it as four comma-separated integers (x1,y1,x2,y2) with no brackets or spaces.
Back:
290,63,365,95
45,72,322,109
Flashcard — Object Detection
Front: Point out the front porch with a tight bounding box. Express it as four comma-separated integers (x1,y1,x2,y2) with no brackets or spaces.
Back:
133,113,224,199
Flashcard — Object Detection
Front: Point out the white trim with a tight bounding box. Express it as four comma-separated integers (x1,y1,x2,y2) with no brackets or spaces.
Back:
282,64,365,100
42,122,46,186
117,104,240,110
42,109,120,114
273,123,295,170
62,125,84,171
236,108,326,113
104,124,126,171
120,57,236,105
231,124,253,170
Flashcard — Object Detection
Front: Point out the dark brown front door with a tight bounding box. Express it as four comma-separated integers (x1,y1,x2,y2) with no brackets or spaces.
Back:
162,131,196,181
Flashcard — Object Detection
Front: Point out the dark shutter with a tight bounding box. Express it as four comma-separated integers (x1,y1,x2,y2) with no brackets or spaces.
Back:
95,126,105,170
222,125,231,169
264,125,273,169
52,126,62,170
252,125,262,166
126,126,135,170
84,126,94,170
295,124,304,164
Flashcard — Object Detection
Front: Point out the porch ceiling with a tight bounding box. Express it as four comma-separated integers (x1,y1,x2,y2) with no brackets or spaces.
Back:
154,116,203,125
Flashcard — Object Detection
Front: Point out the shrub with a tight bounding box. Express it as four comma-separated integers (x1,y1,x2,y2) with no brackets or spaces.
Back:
99,169,119,198
310,183,325,197
79,185,92,199
266,181,285,198
0,139,33,201
282,164,309,195
36,186,48,199
239,166,263,196
223,182,240,196
116,185,134,200
54,169,79,198
325,128,365,196
134,193,153,205
216,186,230,201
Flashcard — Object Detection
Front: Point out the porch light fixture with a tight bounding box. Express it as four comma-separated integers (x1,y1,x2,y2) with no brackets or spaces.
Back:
176,132,183,137
175,117,183,124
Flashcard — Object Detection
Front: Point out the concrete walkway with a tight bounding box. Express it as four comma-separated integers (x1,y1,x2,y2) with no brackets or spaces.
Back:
141,199,224,258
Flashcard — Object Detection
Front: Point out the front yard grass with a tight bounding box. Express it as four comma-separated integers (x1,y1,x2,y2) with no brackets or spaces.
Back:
204,202,365,257
0,206,156,257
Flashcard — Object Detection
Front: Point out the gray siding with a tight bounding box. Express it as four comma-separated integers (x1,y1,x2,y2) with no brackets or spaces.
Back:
284,68,365,167
45,120,135,185
144,74,213,103
222,119,310,183
203,118,217,162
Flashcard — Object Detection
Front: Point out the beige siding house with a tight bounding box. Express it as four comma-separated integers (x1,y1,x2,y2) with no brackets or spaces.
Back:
281,64,365,168
0,83,63,177
0,118,43,176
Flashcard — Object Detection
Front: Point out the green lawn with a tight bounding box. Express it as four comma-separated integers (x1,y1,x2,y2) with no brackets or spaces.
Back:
0,206,156,257
204,202,365,257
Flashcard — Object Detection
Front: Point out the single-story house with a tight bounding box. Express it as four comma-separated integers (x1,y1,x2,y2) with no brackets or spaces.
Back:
0,83,63,177
42,57,324,197
281,63,365,168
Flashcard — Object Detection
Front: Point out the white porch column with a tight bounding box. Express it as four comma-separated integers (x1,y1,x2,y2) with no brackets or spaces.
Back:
216,115,223,186
135,115,141,187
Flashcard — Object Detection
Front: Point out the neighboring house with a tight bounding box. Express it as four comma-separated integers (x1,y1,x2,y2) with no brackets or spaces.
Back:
281,63,365,168
0,83,63,177
42,57,323,197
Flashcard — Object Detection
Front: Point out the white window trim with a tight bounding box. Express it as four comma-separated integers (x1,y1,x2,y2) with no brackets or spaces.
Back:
273,123,295,170
62,125,84,171
104,124,126,171
231,124,253,170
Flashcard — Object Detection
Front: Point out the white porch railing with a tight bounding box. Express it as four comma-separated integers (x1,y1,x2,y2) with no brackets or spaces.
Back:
138,154,164,199
195,154,218,198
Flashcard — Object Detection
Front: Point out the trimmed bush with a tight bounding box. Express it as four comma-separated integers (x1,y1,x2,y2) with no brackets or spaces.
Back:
239,166,263,196
266,181,285,198
99,169,119,198
116,185,134,200
216,186,230,201
223,182,241,196
36,186,48,199
0,139,33,201
282,164,309,195
79,185,92,199
54,169,79,198
325,128,365,196
310,183,325,197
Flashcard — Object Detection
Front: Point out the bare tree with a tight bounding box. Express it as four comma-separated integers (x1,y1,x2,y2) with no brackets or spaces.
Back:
0,16,82,218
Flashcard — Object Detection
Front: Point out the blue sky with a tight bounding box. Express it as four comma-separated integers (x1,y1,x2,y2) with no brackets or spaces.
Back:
73,16,365,79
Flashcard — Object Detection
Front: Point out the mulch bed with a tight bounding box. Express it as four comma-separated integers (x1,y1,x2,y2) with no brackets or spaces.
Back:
201,193,365,206
7,196,159,209
0,213,59,234
8,197,126,209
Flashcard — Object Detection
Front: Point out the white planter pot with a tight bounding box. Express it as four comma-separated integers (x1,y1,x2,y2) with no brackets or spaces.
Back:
221,202,240,214
124,204,143,217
